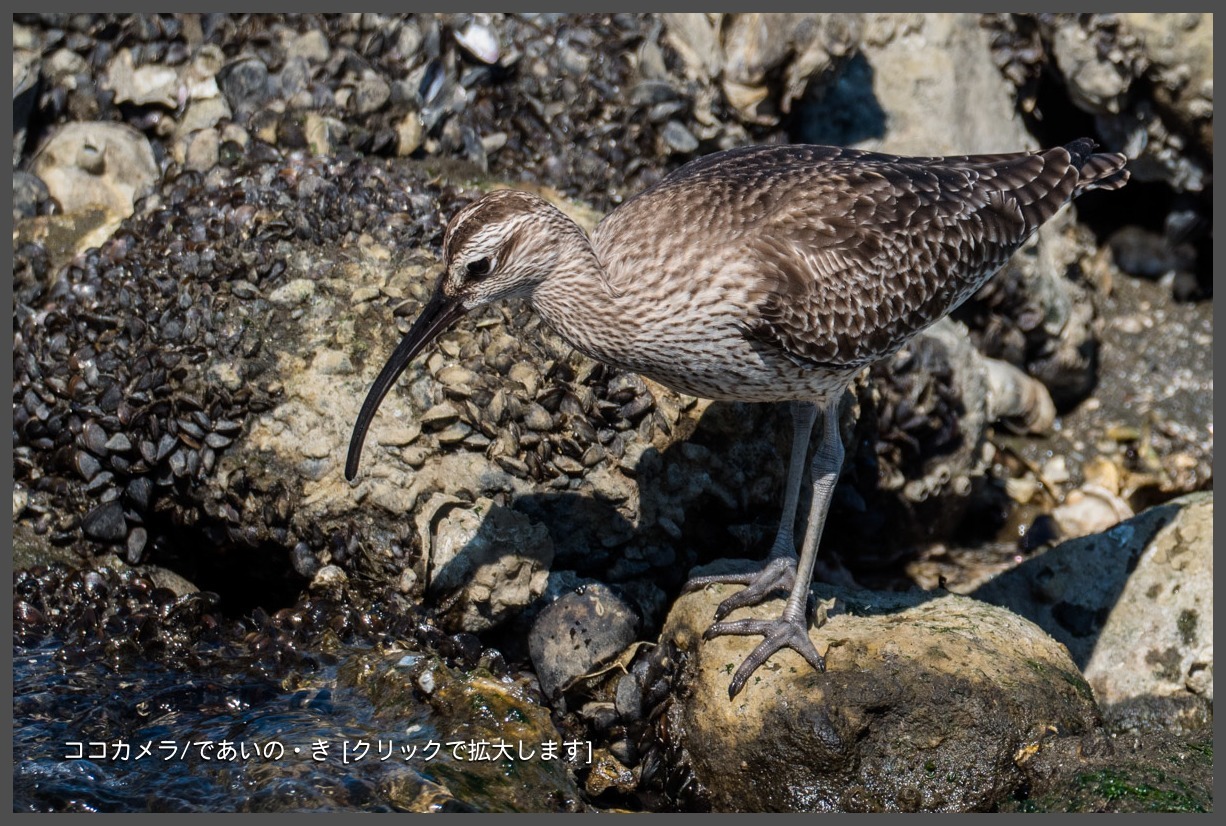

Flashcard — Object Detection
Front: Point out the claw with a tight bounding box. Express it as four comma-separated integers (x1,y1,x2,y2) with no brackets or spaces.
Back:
704,616,827,698
683,556,798,620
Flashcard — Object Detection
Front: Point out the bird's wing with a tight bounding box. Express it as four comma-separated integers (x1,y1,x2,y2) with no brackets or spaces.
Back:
743,147,1083,369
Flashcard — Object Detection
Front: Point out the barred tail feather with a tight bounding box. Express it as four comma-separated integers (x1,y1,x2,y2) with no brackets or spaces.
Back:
1066,139,1130,195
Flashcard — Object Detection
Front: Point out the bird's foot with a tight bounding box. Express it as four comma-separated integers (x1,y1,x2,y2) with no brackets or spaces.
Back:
683,556,797,621
703,615,827,698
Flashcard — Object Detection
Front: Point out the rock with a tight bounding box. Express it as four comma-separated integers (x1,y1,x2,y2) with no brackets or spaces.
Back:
718,13,862,124
863,316,1054,540
342,648,584,811
1118,14,1213,156
1003,726,1212,812
30,121,159,221
104,48,179,108
176,96,232,138
528,583,640,699
421,496,554,633
661,120,698,154
662,563,1101,811
303,111,348,155
454,18,500,65
125,526,148,563
1050,23,1133,114
662,13,723,82
974,492,1212,733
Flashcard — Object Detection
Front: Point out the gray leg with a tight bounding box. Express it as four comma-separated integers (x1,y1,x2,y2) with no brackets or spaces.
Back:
682,401,816,616
703,398,844,698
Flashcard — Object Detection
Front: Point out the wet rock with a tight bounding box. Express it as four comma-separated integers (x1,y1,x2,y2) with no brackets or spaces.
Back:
974,492,1211,734
30,121,159,222
528,583,640,699
421,495,553,633
341,648,584,811
1002,727,1212,813
662,562,1101,811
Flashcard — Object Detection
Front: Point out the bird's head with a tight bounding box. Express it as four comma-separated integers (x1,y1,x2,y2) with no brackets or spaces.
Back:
345,189,567,481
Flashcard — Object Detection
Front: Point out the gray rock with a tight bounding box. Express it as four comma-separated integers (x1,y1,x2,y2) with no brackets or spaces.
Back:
975,492,1212,734
719,13,862,124
528,583,640,699
1050,23,1133,114
422,496,554,633
663,565,1101,811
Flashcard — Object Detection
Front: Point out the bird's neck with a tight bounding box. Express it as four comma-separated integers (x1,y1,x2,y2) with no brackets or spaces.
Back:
529,224,634,366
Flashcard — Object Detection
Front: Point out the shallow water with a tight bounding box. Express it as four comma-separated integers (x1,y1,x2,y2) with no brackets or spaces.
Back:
13,639,579,812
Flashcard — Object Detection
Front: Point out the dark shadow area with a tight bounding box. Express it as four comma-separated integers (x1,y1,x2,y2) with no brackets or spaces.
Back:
788,52,888,147
969,502,1182,670
1016,53,1212,300
141,512,309,618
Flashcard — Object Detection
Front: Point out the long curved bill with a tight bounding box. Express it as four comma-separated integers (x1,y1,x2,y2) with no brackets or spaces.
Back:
345,287,466,481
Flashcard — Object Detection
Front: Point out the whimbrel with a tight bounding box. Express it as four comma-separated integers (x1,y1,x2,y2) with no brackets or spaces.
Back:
346,140,1128,698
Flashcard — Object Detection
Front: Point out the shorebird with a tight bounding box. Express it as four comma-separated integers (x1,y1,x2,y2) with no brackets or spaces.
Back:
346,140,1128,698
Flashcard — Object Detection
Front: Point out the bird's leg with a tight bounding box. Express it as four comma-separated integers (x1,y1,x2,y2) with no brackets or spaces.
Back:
704,398,843,698
682,401,816,618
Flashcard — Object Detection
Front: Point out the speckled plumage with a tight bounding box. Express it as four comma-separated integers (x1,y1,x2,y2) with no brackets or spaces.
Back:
520,140,1127,401
348,139,1128,698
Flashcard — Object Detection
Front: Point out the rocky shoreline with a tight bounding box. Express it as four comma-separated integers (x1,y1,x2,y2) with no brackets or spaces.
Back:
12,13,1212,812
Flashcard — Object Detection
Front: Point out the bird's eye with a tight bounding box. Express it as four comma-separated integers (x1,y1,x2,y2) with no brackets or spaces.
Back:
466,257,492,277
